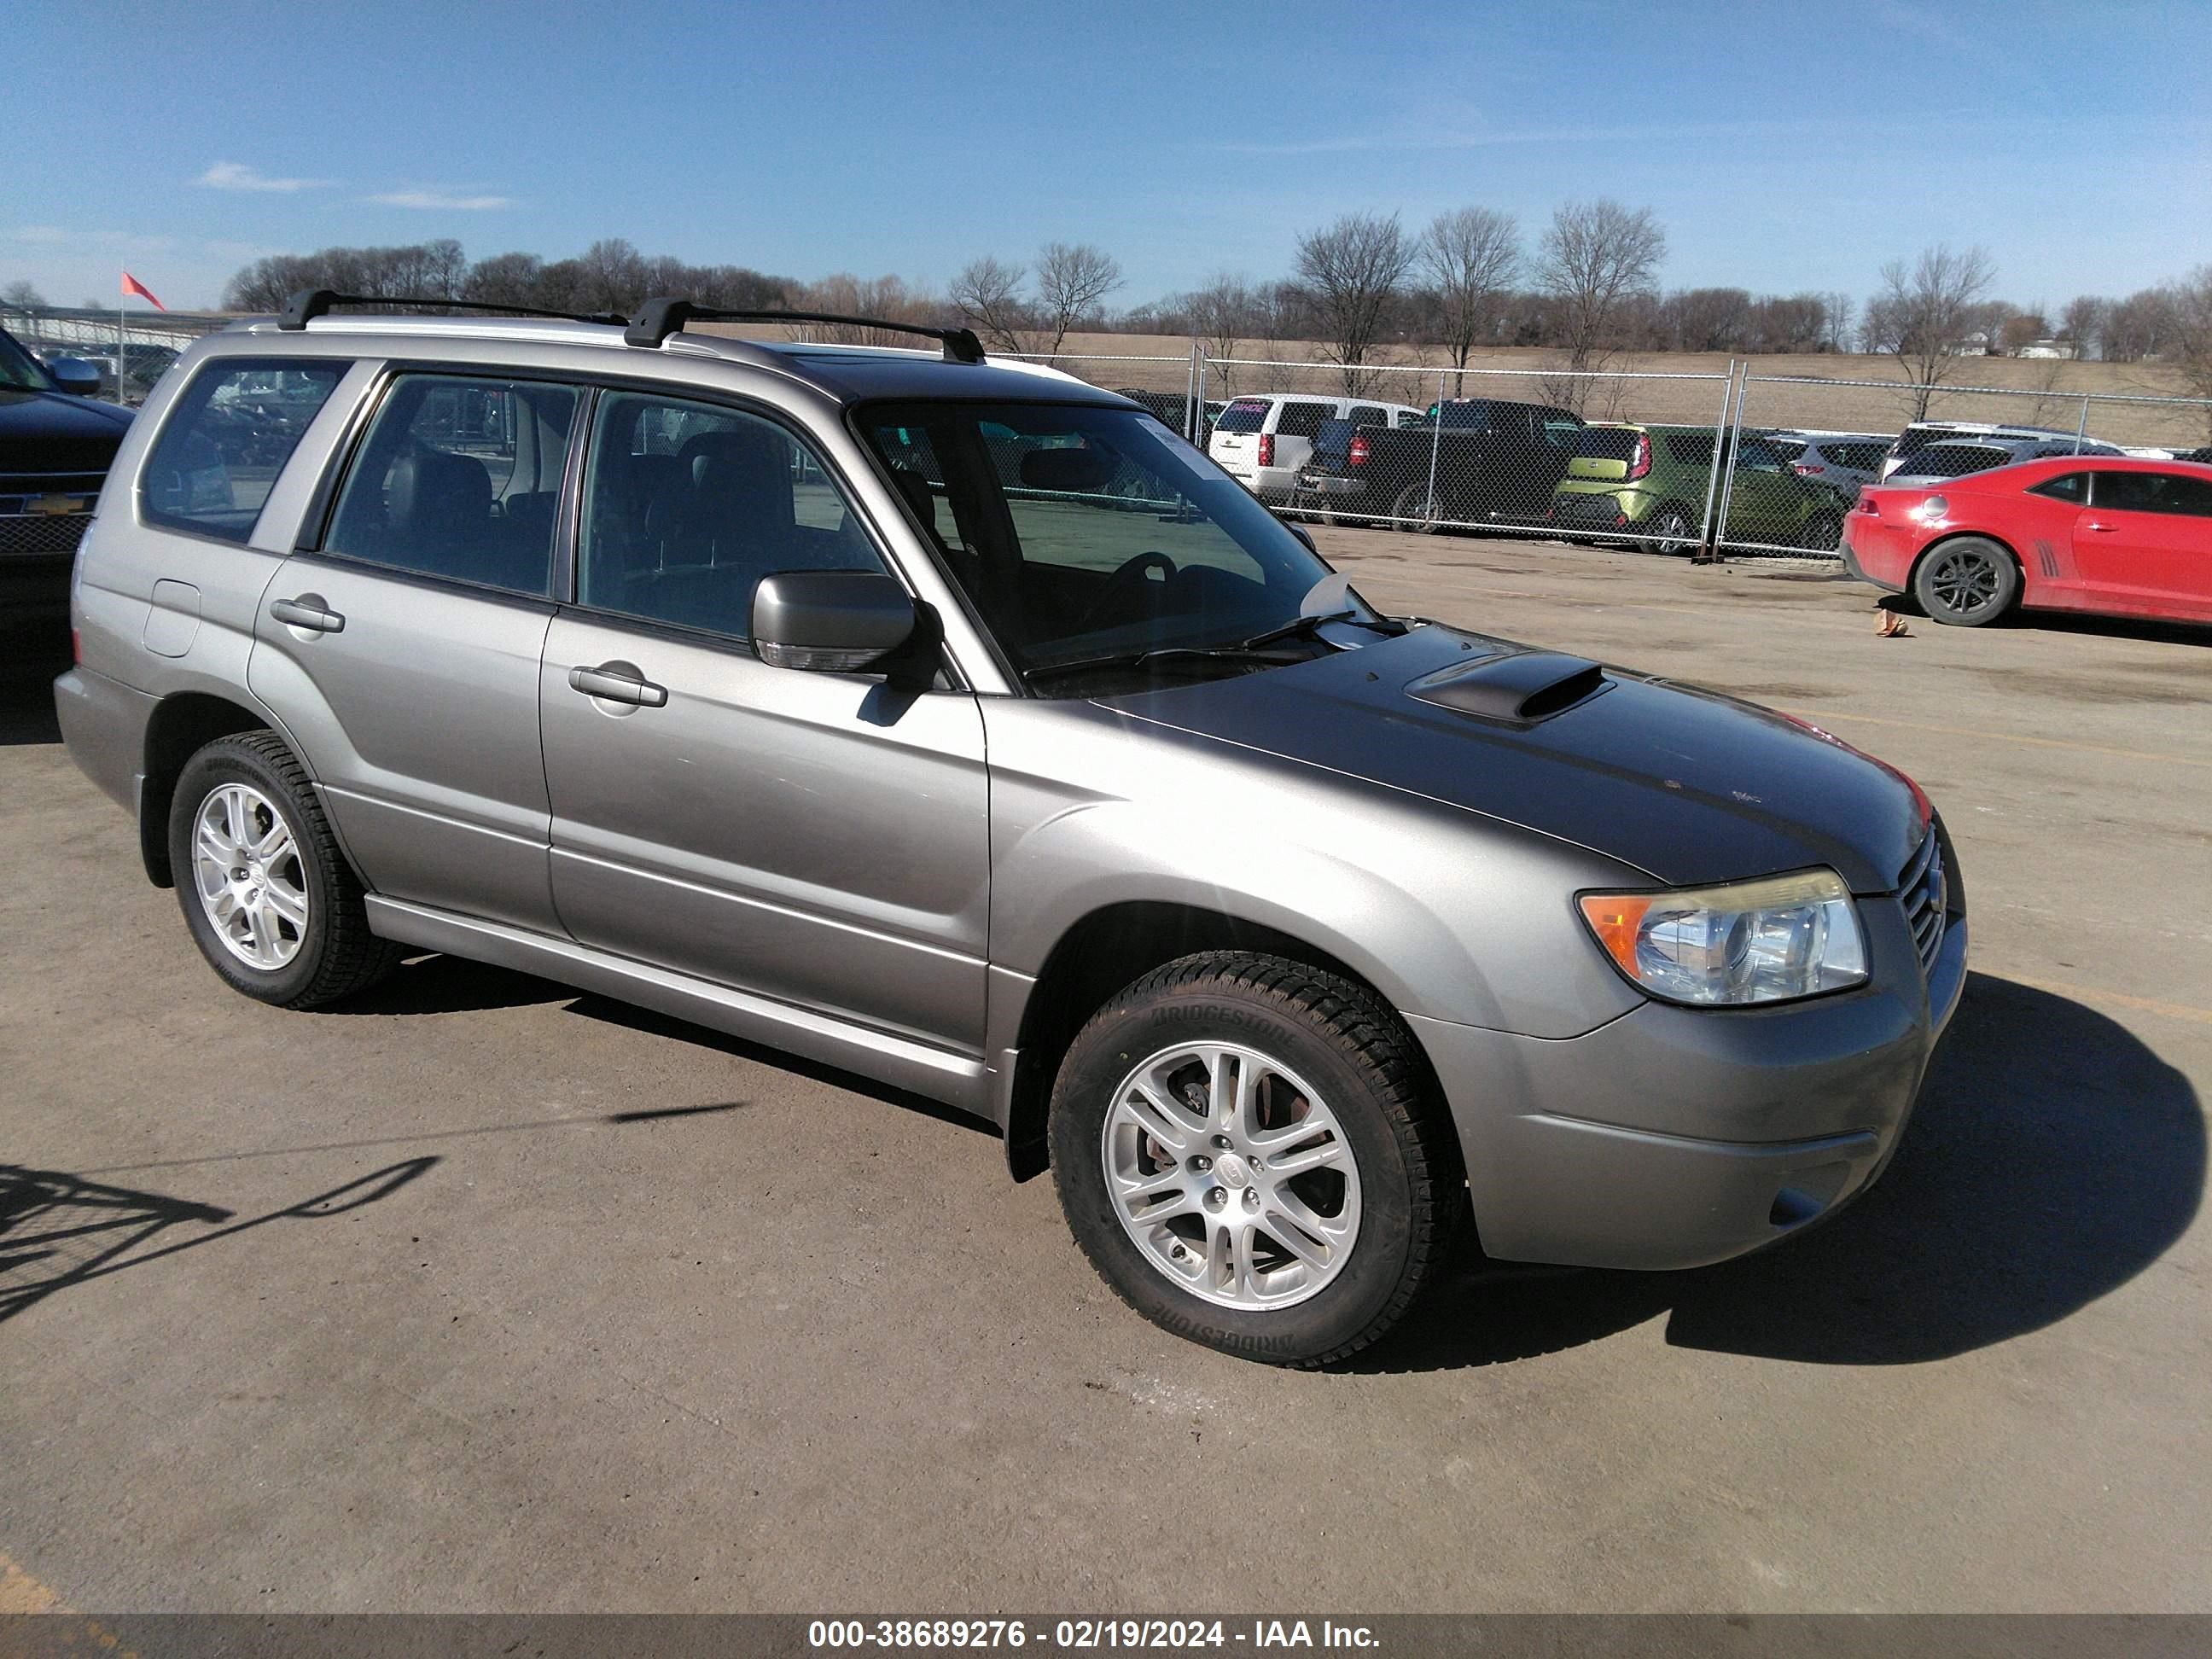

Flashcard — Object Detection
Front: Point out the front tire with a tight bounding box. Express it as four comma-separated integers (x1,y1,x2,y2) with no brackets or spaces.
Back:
1912,536,2019,626
1049,952,1463,1367
169,731,402,1008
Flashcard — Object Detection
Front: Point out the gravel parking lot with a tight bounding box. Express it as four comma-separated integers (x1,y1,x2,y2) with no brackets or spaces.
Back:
2,534,2207,1615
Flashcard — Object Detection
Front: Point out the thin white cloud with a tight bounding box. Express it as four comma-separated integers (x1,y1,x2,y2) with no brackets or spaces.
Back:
367,189,513,211
200,160,330,193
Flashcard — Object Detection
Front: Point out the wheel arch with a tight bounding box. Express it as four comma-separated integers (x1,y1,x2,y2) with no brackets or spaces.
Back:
139,692,276,888
999,899,1440,1181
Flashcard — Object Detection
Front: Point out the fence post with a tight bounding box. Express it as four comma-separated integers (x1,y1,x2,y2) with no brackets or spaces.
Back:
2074,393,2091,455
1704,363,1750,565
1423,369,1447,524
1694,361,1737,563
1194,348,1209,443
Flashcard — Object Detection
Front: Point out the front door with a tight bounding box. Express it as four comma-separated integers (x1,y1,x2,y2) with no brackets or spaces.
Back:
538,388,991,1052
2073,470,2212,618
247,370,582,931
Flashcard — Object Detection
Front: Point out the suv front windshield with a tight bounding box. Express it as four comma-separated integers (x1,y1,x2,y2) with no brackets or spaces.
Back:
856,401,1363,685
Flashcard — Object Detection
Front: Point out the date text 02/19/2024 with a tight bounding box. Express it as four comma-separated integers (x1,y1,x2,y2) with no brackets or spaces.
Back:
806,1619,1380,1650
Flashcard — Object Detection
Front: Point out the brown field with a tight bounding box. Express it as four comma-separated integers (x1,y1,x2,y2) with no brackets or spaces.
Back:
701,320,2212,449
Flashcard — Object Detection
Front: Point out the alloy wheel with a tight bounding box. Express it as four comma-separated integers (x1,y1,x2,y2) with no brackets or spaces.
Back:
191,783,311,970
1100,1041,1363,1309
1926,545,2003,618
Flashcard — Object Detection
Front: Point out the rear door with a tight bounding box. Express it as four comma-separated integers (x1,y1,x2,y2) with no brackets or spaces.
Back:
2073,470,2212,617
1268,399,1335,480
247,370,581,932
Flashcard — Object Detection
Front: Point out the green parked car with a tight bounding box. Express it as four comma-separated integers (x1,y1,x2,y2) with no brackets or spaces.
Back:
1548,423,1849,555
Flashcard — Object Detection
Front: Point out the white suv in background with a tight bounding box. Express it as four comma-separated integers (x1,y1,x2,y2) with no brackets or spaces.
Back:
1208,393,1423,502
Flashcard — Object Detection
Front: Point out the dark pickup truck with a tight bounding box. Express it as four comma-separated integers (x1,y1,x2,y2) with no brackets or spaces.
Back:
1301,396,1583,531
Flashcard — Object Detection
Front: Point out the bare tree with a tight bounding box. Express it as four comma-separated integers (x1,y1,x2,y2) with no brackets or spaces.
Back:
1534,199,1667,410
1294,211,1417,395
1666,287,1752,352
1034,242,1122,356
1420,207,1519,393
950,255,1031,353
1861,244,1998,419
1185,273,1260,393
2169,265,2212,441
1819,291,1855,353
2,279,45,308
2057,295,2107,358
791,274,942,347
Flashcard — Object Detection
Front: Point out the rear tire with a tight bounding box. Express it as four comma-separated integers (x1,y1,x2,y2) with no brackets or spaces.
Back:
1049,952,1464,1367
1645,504,1697,557
1390,483,1445,534
1912,536,2019,626
169,731,402,1009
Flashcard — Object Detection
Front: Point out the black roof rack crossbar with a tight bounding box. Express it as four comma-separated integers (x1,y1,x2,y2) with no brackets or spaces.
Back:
624,298,986,363
276,288,629,330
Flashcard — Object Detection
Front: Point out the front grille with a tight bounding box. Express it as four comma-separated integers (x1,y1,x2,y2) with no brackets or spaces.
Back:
0,511,91,559
0,470,108,509
1897,828,1948,975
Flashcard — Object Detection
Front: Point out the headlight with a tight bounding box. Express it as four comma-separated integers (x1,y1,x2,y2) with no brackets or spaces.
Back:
1578,869,1867,1006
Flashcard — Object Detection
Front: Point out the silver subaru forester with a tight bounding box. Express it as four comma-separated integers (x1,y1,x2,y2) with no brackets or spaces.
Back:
55,294,1966,1365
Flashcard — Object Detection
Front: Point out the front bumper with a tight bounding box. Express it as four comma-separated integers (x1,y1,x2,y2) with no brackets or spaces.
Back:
1407,886,1968,1271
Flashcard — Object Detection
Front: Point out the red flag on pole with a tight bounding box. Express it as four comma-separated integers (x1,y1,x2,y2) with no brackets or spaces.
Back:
120,271,166,311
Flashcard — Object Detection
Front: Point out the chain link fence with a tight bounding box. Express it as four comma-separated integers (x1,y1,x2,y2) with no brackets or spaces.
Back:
1,303,231,405
10,300,2209,562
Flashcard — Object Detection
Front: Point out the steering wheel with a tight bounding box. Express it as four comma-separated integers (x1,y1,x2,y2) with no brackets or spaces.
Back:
1074,550,1179,634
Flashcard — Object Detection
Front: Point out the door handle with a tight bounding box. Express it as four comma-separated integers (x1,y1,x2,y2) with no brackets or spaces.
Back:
270,596,345,633
2081,521,2116,533
568,663,668,708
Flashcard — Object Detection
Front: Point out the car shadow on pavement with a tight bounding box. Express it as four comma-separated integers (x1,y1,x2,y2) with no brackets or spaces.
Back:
319,952,574,1016
0,638,68,746
1354,972,2204,1373
0,1157,437,1323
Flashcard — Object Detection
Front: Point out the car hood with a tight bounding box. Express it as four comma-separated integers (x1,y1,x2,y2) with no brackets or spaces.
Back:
1095,624,1926,893
0,387,133,474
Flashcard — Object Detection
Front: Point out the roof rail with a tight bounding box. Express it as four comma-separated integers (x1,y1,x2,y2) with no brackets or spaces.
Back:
276,288,629,330
624,298,986,364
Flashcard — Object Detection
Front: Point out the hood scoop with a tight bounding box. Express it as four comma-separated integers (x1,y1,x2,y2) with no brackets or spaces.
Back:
1406,650,1611,726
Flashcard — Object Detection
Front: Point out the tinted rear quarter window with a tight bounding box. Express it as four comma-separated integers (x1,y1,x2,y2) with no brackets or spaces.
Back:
1664,433,1716,466
1275,402,1332,439
1913,446,2011,479
2029,472,2088,504
140,358,347,543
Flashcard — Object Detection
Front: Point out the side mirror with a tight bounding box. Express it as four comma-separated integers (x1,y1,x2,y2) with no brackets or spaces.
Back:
1283,520,1318,555
49,358,102,396
752,570,918,674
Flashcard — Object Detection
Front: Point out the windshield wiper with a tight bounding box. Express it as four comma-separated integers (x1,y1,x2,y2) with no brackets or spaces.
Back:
1022,609,1406,687
1236,607,1405,649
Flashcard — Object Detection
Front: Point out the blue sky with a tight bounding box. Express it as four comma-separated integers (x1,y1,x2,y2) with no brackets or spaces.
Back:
8,0,2208,313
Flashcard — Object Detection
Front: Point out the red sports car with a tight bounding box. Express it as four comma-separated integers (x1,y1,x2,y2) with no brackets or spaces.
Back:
1842,455,2212,627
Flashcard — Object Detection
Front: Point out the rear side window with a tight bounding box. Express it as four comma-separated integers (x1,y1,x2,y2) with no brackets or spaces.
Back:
1275,402,1331,439
1767,439,1808,463
140,358,346,543
2029,472,2088,504
2093,471,2212,516
326,373,579,597
1828,442,1889,472
1350,406,1387,428
1214,399,1269,434
1664,433,1716,466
